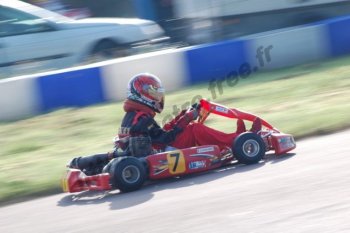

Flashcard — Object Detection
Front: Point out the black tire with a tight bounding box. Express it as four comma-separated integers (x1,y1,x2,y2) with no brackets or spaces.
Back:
109,157,146,192
232,132,265,165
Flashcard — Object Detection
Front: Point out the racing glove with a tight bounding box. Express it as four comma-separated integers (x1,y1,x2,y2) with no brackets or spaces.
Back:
164,103,201,130
176,109,199,129
163,109,187,130
191,102,201,111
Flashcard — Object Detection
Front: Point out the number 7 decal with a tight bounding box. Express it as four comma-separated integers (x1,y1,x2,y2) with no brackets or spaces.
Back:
170,153,180,172
167,151,186,174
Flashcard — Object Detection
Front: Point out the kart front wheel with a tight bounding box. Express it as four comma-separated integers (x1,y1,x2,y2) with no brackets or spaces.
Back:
109,157,146,192
232,132,265,164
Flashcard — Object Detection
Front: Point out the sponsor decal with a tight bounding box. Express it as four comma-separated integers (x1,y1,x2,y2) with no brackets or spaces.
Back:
190,153,215,159
189,161,206,170
197,146,215,153
215,106,229,114
153,167,168,175
153,159,169,175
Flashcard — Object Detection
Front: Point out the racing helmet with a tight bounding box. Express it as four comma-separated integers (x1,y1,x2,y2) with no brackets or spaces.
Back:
127,73,165,113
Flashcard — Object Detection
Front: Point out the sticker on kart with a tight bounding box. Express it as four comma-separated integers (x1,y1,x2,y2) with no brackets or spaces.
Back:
166,150,186,174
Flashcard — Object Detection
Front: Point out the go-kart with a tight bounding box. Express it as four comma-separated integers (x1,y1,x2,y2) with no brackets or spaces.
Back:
62,99,296,193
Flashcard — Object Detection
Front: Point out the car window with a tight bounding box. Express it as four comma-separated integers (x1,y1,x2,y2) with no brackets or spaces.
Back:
1,0,72,23
0,6,55,37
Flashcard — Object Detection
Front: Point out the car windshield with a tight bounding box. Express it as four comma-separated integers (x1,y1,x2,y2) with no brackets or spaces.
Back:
0,0,73,23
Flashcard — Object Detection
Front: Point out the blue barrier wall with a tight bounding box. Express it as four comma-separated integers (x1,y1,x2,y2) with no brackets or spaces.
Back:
185,40,247,84
327,16,350,56
132,0,157,20
37,67,105,112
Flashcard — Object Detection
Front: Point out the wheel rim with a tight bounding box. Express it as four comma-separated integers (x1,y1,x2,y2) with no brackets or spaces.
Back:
242,139,260,157
122,165,140,184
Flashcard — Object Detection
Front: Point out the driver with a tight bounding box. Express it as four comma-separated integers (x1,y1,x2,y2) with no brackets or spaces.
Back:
69,73,261,173
119,73,249,152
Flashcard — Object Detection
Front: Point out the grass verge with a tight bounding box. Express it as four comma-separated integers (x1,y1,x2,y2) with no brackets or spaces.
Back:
1,56,350,205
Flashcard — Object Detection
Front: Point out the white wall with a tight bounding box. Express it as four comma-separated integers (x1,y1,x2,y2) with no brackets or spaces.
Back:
0,76,40,121
100,49,188,101
245,25,330,70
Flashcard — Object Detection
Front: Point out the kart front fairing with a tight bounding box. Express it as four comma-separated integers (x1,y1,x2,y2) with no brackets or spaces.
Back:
198,99,296,155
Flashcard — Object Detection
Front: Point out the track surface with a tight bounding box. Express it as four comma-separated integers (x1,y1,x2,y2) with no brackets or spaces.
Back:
1,130,350,233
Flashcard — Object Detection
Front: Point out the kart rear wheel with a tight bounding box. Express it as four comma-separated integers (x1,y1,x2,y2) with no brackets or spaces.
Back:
232,132,265,164
109,157,146,192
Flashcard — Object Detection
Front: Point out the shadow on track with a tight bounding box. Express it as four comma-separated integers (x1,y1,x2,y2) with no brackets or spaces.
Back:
57,153,295,210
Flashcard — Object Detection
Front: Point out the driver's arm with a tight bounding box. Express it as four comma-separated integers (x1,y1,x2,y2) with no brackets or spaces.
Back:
131,115,182,146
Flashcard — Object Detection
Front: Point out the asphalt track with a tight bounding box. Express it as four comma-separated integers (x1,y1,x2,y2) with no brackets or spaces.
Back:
1,130,350,233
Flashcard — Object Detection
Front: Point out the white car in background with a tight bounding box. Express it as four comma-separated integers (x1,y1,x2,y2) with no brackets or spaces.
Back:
0,0,169,78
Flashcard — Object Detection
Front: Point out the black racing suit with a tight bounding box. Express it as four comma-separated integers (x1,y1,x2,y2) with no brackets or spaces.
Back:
117,111,182,156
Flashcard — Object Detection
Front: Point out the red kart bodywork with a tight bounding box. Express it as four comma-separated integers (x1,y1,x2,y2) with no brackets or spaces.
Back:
147,145,224,179
198,99,296,156
62,99,296,193
62,170,111,193
62,145,224,192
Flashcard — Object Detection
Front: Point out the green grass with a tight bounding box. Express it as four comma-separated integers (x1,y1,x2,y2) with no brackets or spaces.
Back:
1,56,350,205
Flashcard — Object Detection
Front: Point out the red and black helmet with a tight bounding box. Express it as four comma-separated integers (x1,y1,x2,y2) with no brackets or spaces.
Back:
127,73,165,113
